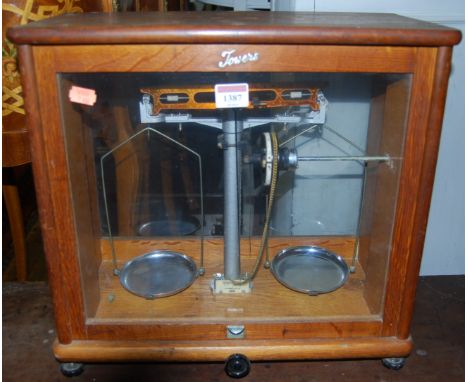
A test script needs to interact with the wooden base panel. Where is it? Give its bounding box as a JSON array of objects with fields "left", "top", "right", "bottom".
[
  {"left": 53, "top": 336, "right": 413, "bottom": 362},
  {"left": 93, "top": 237, "right": 373, "bottom": 323}
]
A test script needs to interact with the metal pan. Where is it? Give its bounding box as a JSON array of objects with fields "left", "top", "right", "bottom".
[
  {"left": 270, "top": 246, "right": 349, "bottom": 295},
  {"left": 120, "top": 250, "right": 198, "bottom": 299},
  {"left": 138, "top": 216, "right": 200, "bottom": 236}
]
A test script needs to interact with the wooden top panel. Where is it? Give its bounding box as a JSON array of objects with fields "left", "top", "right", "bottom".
[{"left": 8, "top": 12, "right": 461, "bottom": 46}]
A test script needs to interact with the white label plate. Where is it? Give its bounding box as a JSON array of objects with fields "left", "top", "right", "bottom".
[
  {"left": 215, "top": 83, "right": 249, "bottom": 109},
  {"left": 212, "top": 279, "right": 252, "bottom": 294}
]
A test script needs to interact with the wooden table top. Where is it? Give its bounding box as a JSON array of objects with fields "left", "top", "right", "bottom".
[{"left": 7, "top": 11, "right": 461, "bottom": 46}]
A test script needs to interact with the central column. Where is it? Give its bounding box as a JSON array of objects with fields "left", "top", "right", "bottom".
[{"left": 223, "top": 110, "right": 242, "bottom": 280}]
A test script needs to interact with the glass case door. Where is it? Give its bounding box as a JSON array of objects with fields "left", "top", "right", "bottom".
[{"left": 58, "top": 70, "right": 411, "bottom": 325}]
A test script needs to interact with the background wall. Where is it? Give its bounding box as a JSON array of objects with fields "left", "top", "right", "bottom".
[{"left": 285, "top": 0, "right": 465, "bottom": 275}]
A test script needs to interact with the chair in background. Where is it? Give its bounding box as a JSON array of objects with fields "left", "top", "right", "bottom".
[{"left": 2, "top": 0, "right": 110, "bottom": 280}]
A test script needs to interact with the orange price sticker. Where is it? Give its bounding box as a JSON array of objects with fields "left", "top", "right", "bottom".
[{"left": 68, "top": 85, "right": 97, "bottom": 106}]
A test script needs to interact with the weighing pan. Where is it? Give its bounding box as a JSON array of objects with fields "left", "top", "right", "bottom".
[
  {"left": 138, "top": 216, "right": 200, "bottom": 236},
  {"left": 270, "top": 246, "right": 349, "bottom": 295},
  {"left": 120, "top": 250, "right": 198, "bottom": 299}
]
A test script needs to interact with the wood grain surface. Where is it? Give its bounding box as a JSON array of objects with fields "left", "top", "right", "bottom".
[
  {"left": 7, "top": 12, "right": 461, "bottom": 46},
  {"left": 94, "top": 236, "right": 368, "bottom": 322},
  {"left": 32, "top": 44, "right": 418, "bottom": 73},
  {"left": 53, "top": 336, "right": 412, "bottom": 362},
  {"left": 30, "top": 45, "right": 87, "bottom": 343},
  {"left": 18, "top": 45, "right": 76, "bottom": 344},
  {"left": 378, "top": 47, "right": 457, "bottom": 339},
  {"left": 395, "top": 47, "right": 455, "bottom": 339}
]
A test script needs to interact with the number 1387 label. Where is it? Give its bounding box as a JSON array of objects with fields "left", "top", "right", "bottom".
[{"left": 215, "top": 83, "right": 249, "bottom": 109}]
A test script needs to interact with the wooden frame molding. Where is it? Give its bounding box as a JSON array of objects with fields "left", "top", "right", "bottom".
[{"left": 54, "top": 336, "right": 413, "bottom": 362}]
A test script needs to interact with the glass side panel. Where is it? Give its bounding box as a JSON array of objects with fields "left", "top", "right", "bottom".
[{"left": 59, "top": 72, "right": 411, "bottom": 323}]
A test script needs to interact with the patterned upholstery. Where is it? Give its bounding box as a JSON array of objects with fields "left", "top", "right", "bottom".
[
  {"left": 3, "top": 1, "right": 85, "bottom": 166},
  {"left": 3, "top": 1, "right": 84, "bottom": 116}
]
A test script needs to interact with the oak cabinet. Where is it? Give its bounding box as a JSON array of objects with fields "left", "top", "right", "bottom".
[{"left": 8, "top": 11, "right": 461, "bottom": 373}]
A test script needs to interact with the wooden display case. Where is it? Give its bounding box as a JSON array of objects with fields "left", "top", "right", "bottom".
[{"left": 8, "top": 11, "right": 461, "bottom": 376}]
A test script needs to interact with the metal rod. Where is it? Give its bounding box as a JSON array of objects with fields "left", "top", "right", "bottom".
[
  {"left": 100, "top": 156, "right": 119, "bottom": 274},
  {"left": 196, "top": 152, "right": 205, "bottom": 275},
  {"left": 323, "top": 125, "right": 366, "bottom": 154},
  {"left": 100, "top": 126, "right": 205, "bottom": 275},
  {"left": 298, "top": 155, "right": 390, "bottom": 162},
  {"left": 350, "top": 162, "right": 369, "bottom": 273},
  {"left": 279, "top": 124, "right": 318, "bottom": 147},
  {"left": 223, "top": 112, "right": 241, "bottom": 280}
]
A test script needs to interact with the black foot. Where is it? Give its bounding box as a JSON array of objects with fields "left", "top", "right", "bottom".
[
  {"left": 60, "top": 362, "right": 84, "bottom": 377},
  {"left": 382, "top": 357, "right": 406, "bottom": 370},
  {"left": 225, "top": 354, "right": 251, "bottom": 378}
]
